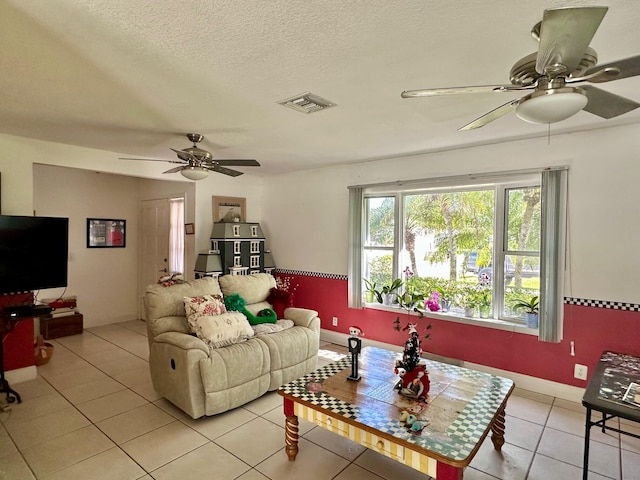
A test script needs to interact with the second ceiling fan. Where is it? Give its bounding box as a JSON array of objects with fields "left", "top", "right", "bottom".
[
  {"left": 120, "top": 133, "right": 260, "bottom": 180},
  {"left": 401, "top": 6, "right": 640, "bottom": 130}
]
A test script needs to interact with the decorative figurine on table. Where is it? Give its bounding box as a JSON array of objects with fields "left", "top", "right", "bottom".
[
  {"left": 394, "top": 323, "right": 430, "bottom": 399},
  {"left": 347, "top": 326, "right": 364, "bottom": 381}
]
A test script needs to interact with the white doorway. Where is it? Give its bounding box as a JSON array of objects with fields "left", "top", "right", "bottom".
[{"left": 139, "top": 197, "right": 185, "bottom": 318}]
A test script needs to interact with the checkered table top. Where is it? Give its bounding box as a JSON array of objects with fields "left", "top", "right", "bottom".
[{"left": 279, "top": 346, "right": 513, "bottom": 461}]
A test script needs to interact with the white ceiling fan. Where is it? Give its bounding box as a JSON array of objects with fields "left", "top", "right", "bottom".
[
  {"left": 401, "top": 6, "right": 640, "bottom": 130},
  {"left": 119, "top": 133, "right": 260, "bottom": 180}
]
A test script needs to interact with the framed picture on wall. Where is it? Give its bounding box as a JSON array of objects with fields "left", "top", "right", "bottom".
[
  {"left": 87, "top": 218, "right": 126, "bottom": 248},
  {"left": 212, "top": 196, "right": 246, "bottom": 223}
]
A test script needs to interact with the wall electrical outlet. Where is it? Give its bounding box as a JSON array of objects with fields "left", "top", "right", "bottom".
[
  {"left": 332, "top": 317, "right": 338, "bottom": 327},
  {"left": 574, "top": 364, "right": 588, "bottom": 380}
]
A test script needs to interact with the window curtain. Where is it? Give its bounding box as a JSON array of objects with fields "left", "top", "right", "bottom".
[
  {"left": 348, "top": 187, "right": 364, "bottom": 308},
  {"left": 538, "top": 169, "right": 568, "bottom": 342},
  {"left": 169, "top": 197, "right": 185, "bottom": 275}
]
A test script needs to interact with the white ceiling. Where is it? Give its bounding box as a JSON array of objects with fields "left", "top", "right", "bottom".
[{"left": 2, "top": 0, "right": 640, "bottom": 176}]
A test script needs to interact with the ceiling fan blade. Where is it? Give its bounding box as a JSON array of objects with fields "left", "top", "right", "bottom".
[
  {"left": 163, "top": 166, "right": 186, "bottom": 174},
  {"left": 170, "top": 148, "right": 196, "bottom": 162},
  {"left": 536, "top": 6, "right": 608, "bottom": 75},
  {"left": 119, "top": 157, "right": 184, "bottom": 164},
  {"left": 207, "top": 165, "right": 244, "bottom": 177},
  {"left": 581, "top": 85, "right": 640, "bottom": 119},
  {"left": 459, "top": 97, "right": 525, "bottom": 131},
  {"left": 583, "top": 55, "right": 640, "bottom": 83},
  {"left": 211, "top": 159, "right": 261, "bottom": 167},
  {"left": 401, "top": 84, "right": 533, "bottom": 98}
]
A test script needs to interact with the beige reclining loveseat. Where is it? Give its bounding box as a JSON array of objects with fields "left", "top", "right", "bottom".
[{"left": 144, "top": 273, "right": 320, "bottom": 419}]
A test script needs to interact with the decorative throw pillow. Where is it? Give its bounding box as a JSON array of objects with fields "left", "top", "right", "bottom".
[
  {"left": 183, "top": 294, "right": 227, "bottom": 332},
  {"left": 266, "top": 287, "right": 293, "bottom": 319},
  {"left": 191, "top": 311, "right": 254, "bottom": 349}
]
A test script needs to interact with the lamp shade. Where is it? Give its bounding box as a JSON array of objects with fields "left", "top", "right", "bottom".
[
  {"left": 516, "top": 88, "right": 588, "bottom": 124},
  {"left": 180, "top": 167, "right": 209, "bottom": 181},
  {"left": 195, "top": 253, "right": 223, "bottom": 273}
]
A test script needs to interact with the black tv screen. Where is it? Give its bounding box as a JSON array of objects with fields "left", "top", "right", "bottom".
[{"left": 0, "top": 215, "right": 69, "bottom": 294}]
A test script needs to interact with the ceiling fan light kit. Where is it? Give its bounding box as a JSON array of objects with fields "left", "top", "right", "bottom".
[
  {"left": 180, "top": 166, "right": 210, "bottom": 181},
  {"left": 515, "top": 88, "right": 588, "bottom": 124},
  {"left": 401, "top": 6, "right": 640, "bottom": 130}
]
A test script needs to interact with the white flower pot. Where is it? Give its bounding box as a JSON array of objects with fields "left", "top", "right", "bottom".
[
  {"left": 464, "top": 306, "right": 475, "bottom": 317},
  {"left": 382, "top": 293, "right": 395, "bottom": 306},
  {"left": 525, "top": 312, "right": 539, "bottom": 328}
]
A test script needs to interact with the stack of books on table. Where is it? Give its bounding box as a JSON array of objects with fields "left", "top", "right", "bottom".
[{"left": 40, "top": 296, "right": 83, "bottom": 339}]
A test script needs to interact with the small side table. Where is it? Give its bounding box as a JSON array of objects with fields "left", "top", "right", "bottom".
[{"left": 582, "top": 351, "right": 640, "bottom": 479}]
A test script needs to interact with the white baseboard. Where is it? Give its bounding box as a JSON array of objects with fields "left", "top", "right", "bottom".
[
  {"left": 4, "top": 365, "right": 37, "bottom": 385},
  {"left": 320, "top": 329, "right": 585, "bottom": 403}
]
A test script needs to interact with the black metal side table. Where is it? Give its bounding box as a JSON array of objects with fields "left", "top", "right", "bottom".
[{"left": 582, "top": 351, "right": 640, "bottom": 479}]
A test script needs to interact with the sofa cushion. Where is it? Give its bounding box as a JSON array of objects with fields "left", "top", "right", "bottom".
[
  {"left": 219, "top": 273, "right": 276, "bottom": 305},
  {"left": 145, "top": 277, "right": 224, "bottom": 338},
  {"left": 191, "top": 311, "right": 254, "bottom": 349}
]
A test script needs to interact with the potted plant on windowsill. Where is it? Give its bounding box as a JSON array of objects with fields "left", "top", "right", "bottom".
[
  {"left": 380, "top": 278, "right": 403, "bottom": 306},
  {"left": 363, "top": 278, "right": 379, "bottom": 303},
  {"left": 457, "top": 285, "right": 480, "bottom": 317},
  {"left": 478, "top": 289, "right": 491, "bottom": 319},
  {"left": 512, "top": 295, "right": 539, "bottom": 328},
  {"left": 434, "top": 282, "right": 457, "bottom": 312}
]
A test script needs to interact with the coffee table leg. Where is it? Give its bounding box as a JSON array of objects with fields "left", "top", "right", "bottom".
[
  {"left": 490, "top": 406, "right": 506, "bottom": 451},
  {"left": 283, "top": 398, "right": 299, "bottom": 461}
]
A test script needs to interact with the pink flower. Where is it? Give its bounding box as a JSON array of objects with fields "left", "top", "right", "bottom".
[{"left": 425, "top": 299, "right": 440, "bottom": 312}]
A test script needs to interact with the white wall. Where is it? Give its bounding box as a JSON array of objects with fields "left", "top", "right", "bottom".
[
  {"left": 261, "top": 123, "right": 640, "bottom": 304},
  {"left": 33, "top": 165, "right": 140, "bottom": 326}
]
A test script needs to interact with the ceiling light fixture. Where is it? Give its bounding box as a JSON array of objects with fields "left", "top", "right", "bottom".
[
  {"left": 515, "top": 87, "right": 588, "bottom": 124},
  {"left": 180, "top": 167, "right": 209, "bottom": 181}
]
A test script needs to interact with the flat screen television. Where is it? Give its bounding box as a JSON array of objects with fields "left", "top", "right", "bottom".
[{"left": 0, "top": 215, "right": 69, "bottom": 294}]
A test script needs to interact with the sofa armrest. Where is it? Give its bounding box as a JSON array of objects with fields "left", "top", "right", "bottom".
[
  {"left": 284, "top": 307, "right": 319, "bottom": 329},
  {"left": 153, "top": 331, "right": 209, "bottom": 355}
]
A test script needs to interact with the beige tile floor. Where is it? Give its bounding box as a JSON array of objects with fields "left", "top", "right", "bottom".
[{"left": 1, "top": 320, "right": 639, "bottom": 479}]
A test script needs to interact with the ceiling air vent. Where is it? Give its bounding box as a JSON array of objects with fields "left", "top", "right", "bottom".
[{"left": 277, "top": 92, "right": 337, "bottom": 114}]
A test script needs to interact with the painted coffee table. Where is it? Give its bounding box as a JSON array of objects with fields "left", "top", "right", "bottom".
[{"left": 277, "top": 346, "right": 514, "bottom": 480}]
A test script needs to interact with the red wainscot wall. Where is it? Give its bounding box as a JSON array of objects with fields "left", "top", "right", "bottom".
[
  {"left": 1, "top": 293, "right": 35, "bottom": 372},
  {"left": 278, "top": 271, "right": 640, "bottom": 388}
]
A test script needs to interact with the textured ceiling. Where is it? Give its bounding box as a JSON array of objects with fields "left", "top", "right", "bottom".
[{"left": 2, "top": 0, "right": 640, "bottom": 176}]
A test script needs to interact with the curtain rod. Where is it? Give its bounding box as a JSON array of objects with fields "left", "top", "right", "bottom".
[{"left": 347, "top": 166, "right": 569, "bottom": 190}]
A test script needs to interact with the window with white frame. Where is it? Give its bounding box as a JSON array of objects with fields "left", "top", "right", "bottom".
[
  {"left": 251, "top": 225, "right": 258, "bottom": 236},
  {"left": 250, "top": 255, "right": 260, "bottom": 268},
  {"left": 234, "top": 256, "right": 242, "bottom": 267},
  {"left": 234, "top": 241, "right": 241, "bottom": 254},
  {"left": 348, "top": 169, "right": 567, "bottom": 342},
  {"left": 250, "top": 241, "right": 260, "bottom": 254},
  {"left": 233, "top": 225, "right": 240, "bottom": 236}
]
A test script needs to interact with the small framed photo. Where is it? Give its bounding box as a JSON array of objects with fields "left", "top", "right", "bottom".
[
  {"left": 87, "top": 218, "right": 126, "bottom": 248},
  {"left": 185, "top": 223, "right": 195, "bottom": 235},
  {"left": 212, "top": 196, "right": 246, "bottom": 223}
]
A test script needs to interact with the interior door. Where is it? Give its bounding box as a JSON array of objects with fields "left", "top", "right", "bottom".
[{"left": 139, "top": 198, "right": 170, "bottom": 319}]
